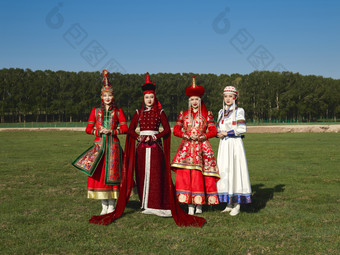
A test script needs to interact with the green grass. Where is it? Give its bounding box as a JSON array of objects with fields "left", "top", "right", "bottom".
[
  {"left": 0, "top": 131, "right": 339, "bottom": 254},
  {"left": 0, "top": 121, "right": 339, "bottom": 129}
]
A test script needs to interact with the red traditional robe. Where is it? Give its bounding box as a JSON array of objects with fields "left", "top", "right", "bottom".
[
  {"left": 72, "top": 107, "right": 128, "bottom": 199},
  {"left": 127, "top": 107, "right": 171, "bottom": 214},
  {"left": 171, "top": 110, "right": 220, "bottom": 205}
]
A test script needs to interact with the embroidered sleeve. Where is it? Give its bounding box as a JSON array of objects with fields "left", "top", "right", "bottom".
[
  {"left": 156, "top": 110, "right": 171, "bottom": 139},
  {"left": 235, "top": 108, "right": 247, "bottom": 136},
  {"left": 173, "top": 111, "right": 184, "bottom": 138},
  {"left": 127, "top": 110, "right": 140, "bottom": 140},
  {"left": 85, "top": 108, "right": 97, "bottom": 136},
  {"left": 207, "top": 111, "right": 215, "bottom": 127},
  {"left": 117, "top": 108, "right": 128, "bottom": 135},
  {"left": 205, "top": 111, "right": 217, "bottom": 139}
]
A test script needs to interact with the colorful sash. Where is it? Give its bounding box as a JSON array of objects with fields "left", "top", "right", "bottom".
[{"left": 72, "top": 140, "right": 104, "bottom": 177}]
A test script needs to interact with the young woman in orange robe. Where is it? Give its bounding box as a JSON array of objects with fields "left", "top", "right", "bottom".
[
  {"left": 72, "top": 70, "right": 128, "bottom": 215},
  {"left": 171, "top": 76, "right": 220, "bottom": 215}
]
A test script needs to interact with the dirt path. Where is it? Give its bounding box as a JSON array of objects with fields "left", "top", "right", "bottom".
[
  {"left": 0, "top": 125, "right": 339, "bottom": 133},
  {"left": 246, "top": 124, "right": 340, "bottom": 133}
]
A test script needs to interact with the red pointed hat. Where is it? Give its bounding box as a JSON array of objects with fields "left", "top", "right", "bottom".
[
  {"left": 142, "top": 72, "right": 156, "bottom": 92},
  {"left": 185, "top": 76, "right": 205, "bottom": 98},
  {"left": 101, "top": 69, "right": 114, "bottom": 94}
]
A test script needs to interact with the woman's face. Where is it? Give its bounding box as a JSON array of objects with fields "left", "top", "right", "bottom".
[
  {"left": 101, "top": 92, "right": 114, "bottom": 106},
  {"left": 189, "top": 96, "right": 201, "bottom": 109},
  {"left": 144, "top": 93, "right": 155, "bottom": 107},
  {"left": 223, "top": 93, "right": 235, "bottom": 106}
]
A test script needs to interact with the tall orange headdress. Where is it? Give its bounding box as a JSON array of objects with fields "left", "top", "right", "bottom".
[
  {"left": 100, "top": 69, "right": 116, "bottom": 111},
  {"left": 101, "top": 69, "right": 114, "bottom": 95}
]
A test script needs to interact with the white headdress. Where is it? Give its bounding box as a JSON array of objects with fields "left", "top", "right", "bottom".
[{"left": 223, "top": 86, "right": 238, "bottom": 126}]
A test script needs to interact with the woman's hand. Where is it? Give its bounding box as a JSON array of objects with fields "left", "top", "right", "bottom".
[
  {"left": 144, "top": 135, "right": 156, "bottom": 142},
  {"left": 198, "top": 135, "right": 206, "bottom": 142},
  {"left": 183, "top": 133, "right": 190, "bottom": 140},
  {"left": 217, "top": 131, "right": 228, "bottom": 138},
  {"left": 190, "top": 133, "right": 198, "bottom": 141},
  {"left": 100, "top": 128, "right": 112, "bottom": 135}
]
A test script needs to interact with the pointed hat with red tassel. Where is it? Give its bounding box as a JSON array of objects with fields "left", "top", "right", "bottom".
[{"left": 142, "top": 72, "right": 156, "bottom": 92}]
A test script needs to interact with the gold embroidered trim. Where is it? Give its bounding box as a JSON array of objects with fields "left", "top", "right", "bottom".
[
  {"left": 171, "top": 163, "right": 220, "bottom": 178},
  {"left": 87, "top": 190, "right": 119, "bottom": 199}
]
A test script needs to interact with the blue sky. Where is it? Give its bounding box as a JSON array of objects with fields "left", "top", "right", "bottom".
[{"left": 1, "top": 0, "right": 340, "bottom": 78}]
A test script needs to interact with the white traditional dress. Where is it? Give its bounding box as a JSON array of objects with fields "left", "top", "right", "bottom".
[{"left": 216, "top": 105, "right": 252, "bottom": 204}]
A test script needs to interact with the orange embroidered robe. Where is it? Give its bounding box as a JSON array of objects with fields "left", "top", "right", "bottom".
[
  {"left": 171, "top": 110, "right": 220, "bottom": 205},
  {"left": 72, "top": 107, "right": 128, "bottom": 199}
]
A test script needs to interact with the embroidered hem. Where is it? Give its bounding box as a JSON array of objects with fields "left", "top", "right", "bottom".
[
  {"left": 171, "top": 163, "right": 220, "bottom": 178},
  {"left": 87, "top": 190, "right": 119, "bottom": 200},
  {"left": 218, "top": 193, "right": 252, "bottom": 204},
  {"left": 176, "top": 191, "right": 219, "bottom": 205}
]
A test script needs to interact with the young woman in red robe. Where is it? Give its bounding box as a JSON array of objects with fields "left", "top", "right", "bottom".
[
  {"left": 72, "top": 69, "right": 128, "bottom": 215},
  {"left": 126, "top": 72, "right": 172, "bottom": 216},
  {"left": 88, "top": 73, "right": 206, "bottom": 227},
  {"left": 171, "top": 76, "right": 220, "bottom": 215}
]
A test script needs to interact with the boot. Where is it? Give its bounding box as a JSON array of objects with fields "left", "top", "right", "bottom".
[
  {"left": 100, "top": 199, "right": 109, "bottom": 215},
  {"left": 221, "top": 204, "right": 233, "bottom": 213},
  {"left": 188, "top": 204, "right": 195, "bottom": 215},
  {"left": 196, "top": 205, "right": 203, "bottom": 214},
  {"left": 230, "top": 203, "right": 240, "bottom": 216},
  {"left": 107, "top": 199, "right": 116, "bottom": 213}
]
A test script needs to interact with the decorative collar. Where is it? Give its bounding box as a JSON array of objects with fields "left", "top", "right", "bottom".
[
  {"left": 144, "top": 106, "right": 152, "bottom": 111},
  {"left": 225, "top": 104, "right": 237, "bottom": 111},
  {"left": 224, "top": 104, "right": 238, "bottom": 115}
]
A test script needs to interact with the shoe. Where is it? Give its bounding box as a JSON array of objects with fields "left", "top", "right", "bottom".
[
  {"left": 107, "top": 199, "right": 116, "bottom": 213},
  {"left": 188, "top": 204, "right": 195, "bottom": 215},
  {"left": 196, "top": 205, "right": 203, "bottom": 214},
  {"left": 230, "top": 203, "right": 240, "bottom": 216},
  {"left": 100, "top": 199, "right": 108, "bottom": 215},
  {"left": 221, "top": 204, "right": 233, "bottom": 213}
]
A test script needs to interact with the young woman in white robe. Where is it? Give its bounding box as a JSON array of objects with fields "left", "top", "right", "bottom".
[{"left": 216, "top": 86, "right": 252, "bottom": 216}]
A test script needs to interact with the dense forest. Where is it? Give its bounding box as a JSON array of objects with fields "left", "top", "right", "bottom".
[{"left": 0, "top": 68, "right": 339, "bottom": 123}]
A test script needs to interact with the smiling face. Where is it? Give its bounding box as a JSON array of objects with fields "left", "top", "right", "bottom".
[
  {"left": 144, "top": 93, "right": 155, "bottom": 107},
  {"left": 189, "top": 96, "right": 201, "bottom": 109},
  {"left": 223, "top": 93, "right": 236, "bottom": 106},
  {"left": 101, "top": 92, "right": 114, "bottom": 106}
]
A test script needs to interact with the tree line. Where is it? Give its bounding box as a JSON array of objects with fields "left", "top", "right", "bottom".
[{"left": 0, "top": 68, "right": 339, "bottom": 123}]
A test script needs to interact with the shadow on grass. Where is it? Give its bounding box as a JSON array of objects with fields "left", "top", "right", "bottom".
[
  {"left": 243, "top": 184, "right": 285, "bottom": 213},
  {"left": 208, "top": 184, "right": 285, "bottom": 213},
  {"left": 113, "top": 200, "right": 141, "bottom": 219},
  {"left": 126, "top": 200, "right": 141, "bottom": 210},
  {"left": 115, "top": 184, "right": 285, "bottom": 216}
]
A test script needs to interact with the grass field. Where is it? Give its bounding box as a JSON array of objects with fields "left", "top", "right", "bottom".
[
  {"left": 0, "top": 120, "right": 339, "bottom": 129},
  {"left": 1, "top": 131, "right": 339, "bottom": 254}
]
